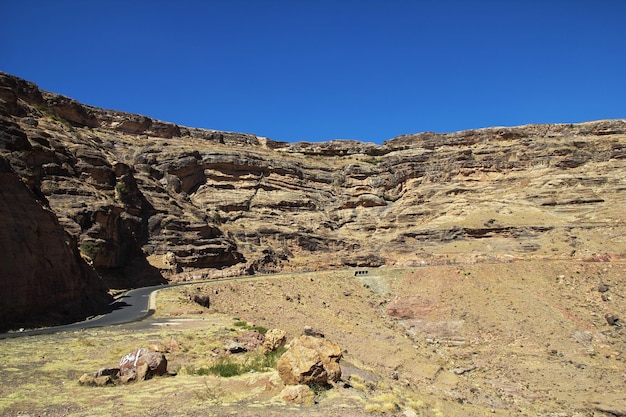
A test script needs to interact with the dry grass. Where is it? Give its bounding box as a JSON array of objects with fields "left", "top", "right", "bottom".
[{"left": 1, "top": 262, "right": 625, "bottom": 416}]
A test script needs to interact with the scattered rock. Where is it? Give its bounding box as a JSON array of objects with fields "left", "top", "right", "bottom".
[
  {"left": 190, "top": 293, "right": 210, "bottom": 308},
  {"left": 78, "top": 374, "right": 113, "bottom": 386},
  {"left": 303, "top": 326, "right": 325, "bottom": 338},
  {"left": 232, "top": 330, "right": 265, "bottom": 351},
  {"left": 94, "top": 367, "right": 120, "bottom": 378},
  {"left": 597, "top": 284, "right": 610, "bottom": 293},
  {"left": 279, "top": 384, "right": 315, "bottom": 405},
  {"left": 78, "top": 374, "right": 95, "bottom": 386},
  {"left": 119, "top": 348, "right": 168, "bottom": 381},
  {"left": 605, "top": 314, "right": 620, "bottom": 326},
  {"left": 451, "top": 366, "right": 477, "bottom": 375},
  {"left": 277, "top": 335, "right": 342, "bottom": 386},
  {"left": 262, "top": 328, "right": 287, "bottom": 353},
  {"left": 227, "top": 342, "right": 247, "bottom": 354}
]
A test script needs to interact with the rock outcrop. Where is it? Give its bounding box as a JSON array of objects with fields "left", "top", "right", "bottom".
[
  {"left": 0, "top": 155, "right": 111, "bottom": 331},
  {"left": 1, "top": 71, "right": 625, "bottom": 328}
]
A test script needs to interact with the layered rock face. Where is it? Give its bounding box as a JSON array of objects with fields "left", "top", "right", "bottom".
[
  {"left": 0, "top": 156, "right": 111, "bottom": 330},
  {"left": 1, "top": 71, "right": 625, "bottom": 309}
]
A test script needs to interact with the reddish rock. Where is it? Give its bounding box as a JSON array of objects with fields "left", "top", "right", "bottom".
[
  {"left": 386, "top": 296, "right": 436, "bottom": 319},
  {"left": 119, "top": 348, "right": 167, "bottom": 381},
  {"left": 0, "top": 156, "right": 111, "bottom": 331}
]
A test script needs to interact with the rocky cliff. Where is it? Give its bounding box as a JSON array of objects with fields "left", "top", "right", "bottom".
[
  {"left": 1, "top": 72, "right": 625, "bottom": 327},
  {"left": 0, "top": 155, "right": 112, "bottom": 330}
]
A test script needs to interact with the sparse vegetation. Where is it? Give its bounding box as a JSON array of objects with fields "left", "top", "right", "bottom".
[
  {"left": 193, "top": 380, "right": 224, "bottom": 403},
  {"left": 115, "top": 182, "right": 127, "bottom": 200},
  {"left": 186, "top": 347, "right": 286, "bottom": 378},
  {"left": 79, "top": 241, "right": 99, "bottom": 260},
  {"left": 2, "top": 264, "right": 625, "bottom": 416},
  {"left": 233, "top": 318, "right": 268, "bottom": 334},
  {"left": 362, "top": 156, "right": 381, "bottom": 165}
]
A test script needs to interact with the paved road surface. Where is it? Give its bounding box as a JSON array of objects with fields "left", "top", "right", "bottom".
[
  {"left": 0, "top": 284, "right": 166, "bottom": 339},
  {"left": 0, "top": 271, "right": 329, "bottom": 340}
]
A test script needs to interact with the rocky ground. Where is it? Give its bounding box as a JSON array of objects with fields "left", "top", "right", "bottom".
[
  {"left": 1, "top": 72, "right": 625, "bottom": 415},
  {"left": 2, "top": 262, "right": 624, "bottom": 416}
]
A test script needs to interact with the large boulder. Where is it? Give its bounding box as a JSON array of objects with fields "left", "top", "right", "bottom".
[
  {"left": 277, "top": 335, "right": 342, "bottom": 386},
  {"left": 119, "top": 348, "right": 168, "bottom": 382}
]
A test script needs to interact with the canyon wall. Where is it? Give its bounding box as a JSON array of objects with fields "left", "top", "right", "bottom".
[{"left": 1, "top": 71, "right": 625, "bottom": 327}]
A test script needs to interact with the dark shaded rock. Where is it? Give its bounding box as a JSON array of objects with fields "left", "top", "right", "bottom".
[
  {"left": 605, "top": 314, "right": 620, "bottom": 326},
  {"left": 191, "top": 293, "right": 210, "bottom": 308},
  {"left": 303, "top": 326, "right": 325, "bottom": 338},
  {"left": 0, "top": 156, "right": 111, "bottom": 332},
  {"left": 0, "top": 116, "right": 31, "bottom": 151},
  {"left": 94, "top": 367, "right": 120, "bottom": 378}
]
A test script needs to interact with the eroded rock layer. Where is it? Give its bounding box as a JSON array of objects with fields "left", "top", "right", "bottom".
[{"left": 1, "top": 72, "right": 625, "bottom": 326}]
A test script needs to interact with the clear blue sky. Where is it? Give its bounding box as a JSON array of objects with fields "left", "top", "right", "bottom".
[{"left": 2, "top": 0, "right": 625, "bottom": 144}]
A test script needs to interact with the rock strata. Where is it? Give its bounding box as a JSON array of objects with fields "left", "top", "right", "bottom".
[
  {"left": 1, "top": 71, "right": 625, "bottom": 328},
  {"left": 0, "top": 155, "right": 111, "bottom": 331}
]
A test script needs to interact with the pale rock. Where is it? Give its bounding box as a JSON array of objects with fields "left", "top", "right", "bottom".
[
  {"left": 277, "top": 335, "right": 342, "bottom": 386},
  {"left": 279, "top": 384, "right": 315, "bottom": 405},
  {"left": 262, "top": 328, "right": 287, "bottom": 353}
]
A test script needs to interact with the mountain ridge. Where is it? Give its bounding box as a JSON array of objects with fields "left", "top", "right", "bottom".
[{"left": 1, "top": 71, "right": 625, "bottom": 329}]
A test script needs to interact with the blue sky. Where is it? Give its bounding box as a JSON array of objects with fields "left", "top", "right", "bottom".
[{"left": 2, "top": 0, "right": 625, "bottom": 144}]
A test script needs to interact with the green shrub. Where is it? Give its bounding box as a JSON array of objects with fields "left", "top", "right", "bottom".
[
  {"left": 189, "top": 347, "right": 286, "bottom": 378},
  {"left": 80, "top": 241, "right": 99, "bottom": 260},
  {"left": 233, "top": 319, "right": 268, "bottom": 334},
  {"left": 115, "top": 182, "right": 127, "bottom": 200},
  {"left": 206, "top": 358, "right": 243, "bottom": 377}
]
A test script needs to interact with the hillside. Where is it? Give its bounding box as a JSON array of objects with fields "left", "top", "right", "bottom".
[{"left": 1, "top": 71, "right": 625, "bottom": 328}]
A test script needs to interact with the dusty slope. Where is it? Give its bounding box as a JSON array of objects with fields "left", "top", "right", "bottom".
[{"left": 1, "top": 262, "right": 624, "bottom": 416}]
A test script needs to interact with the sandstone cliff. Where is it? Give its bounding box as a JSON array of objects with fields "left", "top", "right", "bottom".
[
  {"left": 1, "top": 71, "right": 625, "bottom": 327},
  {"left": 0, "top": 156, "right": 111, "bottom": 331}
]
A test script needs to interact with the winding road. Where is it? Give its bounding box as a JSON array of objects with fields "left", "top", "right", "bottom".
[
  {"left": 0, "top": 284, "right": 168, "bottom": 339},
  {"left": 0, "top": 270, "right": 339, "bottom": 340},
  {"left": 0, "top": 272, "right": 297, "bottom": 340}
]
